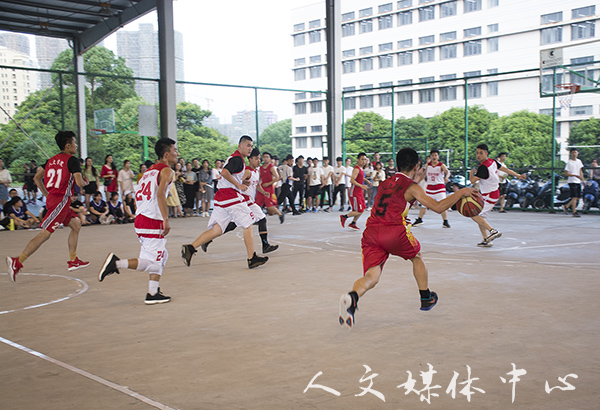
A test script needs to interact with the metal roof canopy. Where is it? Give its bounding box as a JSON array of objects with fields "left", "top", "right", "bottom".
[{"left": 0, "top": 0, "right": 179, "bottom": 156}]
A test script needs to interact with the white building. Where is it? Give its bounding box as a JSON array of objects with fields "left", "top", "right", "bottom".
[
  {"left": 290, "top": 0, "right": 599, "bottom": 161},
  {"left": 0, "top": 46, "right": 37, "bottom": 124}
]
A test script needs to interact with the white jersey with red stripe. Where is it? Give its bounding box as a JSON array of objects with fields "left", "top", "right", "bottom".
[
  {"left": 242, "top": 165, "right": 259, "bottom": 205},
  {"left": 135, "top": 163, "right": 171, "bottom": 222},
  {"left": 478, "top": 158, "right": 500, "bottom": 194},
  {"left": 425, "top": 162, "right": 446, "bottom": 195},
  {"left": 214, "top": 150, "right": 246, "bottom": 208}
]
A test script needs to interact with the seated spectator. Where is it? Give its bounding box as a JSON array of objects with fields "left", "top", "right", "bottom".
[
  {"left": 108, "top": 191, "right": 127, "bottom": 224},
  {"left": 70, "top": 195, "right": 91, "bottom": 226},
  {"left": 123, "top": 190, "right": 136, "bottom": 222},
  {"left": 88, "top": 191, "right": 113, "bottom": 224},
  {"left": 4, "top": 196, "right": 40, "bottom": 229}
]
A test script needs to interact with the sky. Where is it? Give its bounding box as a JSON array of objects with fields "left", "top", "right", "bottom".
[{"left": 103, "top": 0, "right": 321, "bottom": 122}]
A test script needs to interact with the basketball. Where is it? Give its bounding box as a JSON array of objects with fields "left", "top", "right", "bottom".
[{"left": 458, "top": 195, "right": 484, "bottom": 217}]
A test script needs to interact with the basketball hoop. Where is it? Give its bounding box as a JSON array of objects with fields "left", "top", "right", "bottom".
[
  {"left": 555, "top": 83, "right": 581, "bottom": 109},
  {"left": 90, "top": 129, "right": 106, "bottom": 139}
]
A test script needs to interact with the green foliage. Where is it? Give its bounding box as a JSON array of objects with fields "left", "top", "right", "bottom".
[
  {"left": 257, "top": 119, "right": 292, "bottom": 159},
  {"left": 568, "top": 117, "right": 600, "bottom": 165},
  {"left": 177, "top": 129, "right": 234, "bottom": 164},
  {"left": 395, "top": 115, "right": 429, "bottom": 156},
  {"left": 177, "top": 101, "right": 212, "bottom": 133},
  {"left": 344, "top": 112, "right": 392, "bottom": 158}
]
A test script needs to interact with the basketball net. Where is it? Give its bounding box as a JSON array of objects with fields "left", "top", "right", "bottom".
[{"left": 555, "top": 83, "right": 581, "bottom": 110}]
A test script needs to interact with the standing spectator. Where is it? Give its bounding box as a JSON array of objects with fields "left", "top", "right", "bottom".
[
  {"left": 588, "top": 158, "right": 600, "bottom": 183},
  {"left": 136, "top": 164, "right": 147, "bottom": 183},
  {"left": 182, "top": 162, "right": 198, "bottom": 217},
  {"left": 278, "top": 154, "right": 299, "bottom": 214},
  {"left": 198, "top": 160, "right": 213, "bottom": 217},
  {"left": 372, "top": 152, "right": 381, "bottom": 168},
  {"left": 307, "top": 158, "right": 323, "bottom": 212},
  {"left": 564, "top": 147, "right": 585, "bottom": 217},
  {"left": 23, "top": 161, "right": 35, "bottom": 203},
  {"left": 305, "top": 157, "right": 313, "bottom": 204},
  {"left": 89, "top": 191, "right": 111, "bottom": 224},
  {"left": 191, "top": 158, "right": 202, "bottom": 214},
  {"left": 292, "top": 155, "right": 307, "bottom": 212},
  {"left": 319, "top": 157, "right": 334, "bottom": 212},
  {"left": 363, "top": 158, "right": 374, "bottom": 209},
  {"left": 82, "top": 157, "right": 99, "bottom": 208},
  {"left": 332, "top": 157, "right": 347, "bottom": 212},
  {"left": 118, "top": 160, "right": 135, "bottom": 198},
  {"left": 496, "top": 152, "right": 509, "bottom": 213},
  {"left": 167, "top": 164, "right": 184, "bottom": 218},
  {"left": 0, "top": 158, "right": 12, "bottom": 208},
  {"left": 371, "top": 162, "right": 385, "bottom": 205},
  {"left": 101, "top": 155, "right": 118, "bottom": 200},
  {"left": 273, "top": 156, "right": 282, "bottom": 200},
  {"left": 384, "top": 158, "right": 398, "bottom": 179},
  {"left": 340, "top": 153, "right": 369, "bottom": 230},
  {"left": 212, "top": 159, "right": 222, "bottom": 194}
]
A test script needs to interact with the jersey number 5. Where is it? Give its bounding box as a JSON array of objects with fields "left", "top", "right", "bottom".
[{"left": 374, "top": 193, "right": 392, "bottom": 217}]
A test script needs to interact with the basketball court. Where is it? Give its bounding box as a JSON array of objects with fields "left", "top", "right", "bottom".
[{"left": 1, "top": 208, "right": 598, "bottom": 409}]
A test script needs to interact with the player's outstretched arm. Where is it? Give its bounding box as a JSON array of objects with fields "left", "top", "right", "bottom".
[
  {"left": 500, "top": 165, "right": 526, "bottom": 180},
  {"left": 407, "top": 183, "right": 478, "bottom": 214}
]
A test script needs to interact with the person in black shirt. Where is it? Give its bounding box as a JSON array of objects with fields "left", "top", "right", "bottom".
[{"left": 292, "top": 155, "right": 308, "bottom": 211}]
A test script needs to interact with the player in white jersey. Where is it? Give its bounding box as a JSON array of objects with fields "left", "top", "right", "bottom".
[
  {"left": 200, "top": 148, "right": 279, "bottom": 254},
  {"left": 181, "top": 136, "right": 269, "bottom": 269},
  {"left": 413, "top": 149, "right": 451, "bottom": 228},
  {"left": 98, "top": 138, "right": 177, "bottom": 304},
  {"left": 470, "top": 144, "right": 525, "bottom": 247}
]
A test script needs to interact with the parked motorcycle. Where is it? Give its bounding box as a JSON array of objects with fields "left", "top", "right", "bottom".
[
  {"left": 582, "top": 179, "right": 599, "bottom": 211},
  {"left": 519, "top": 173, "right": 541, "bottom": 209},
  {"left": 532, "top": 175, "right": 561, "bottom": 209}
]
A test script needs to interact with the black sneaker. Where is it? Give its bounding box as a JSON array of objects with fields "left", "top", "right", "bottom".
[
  {"left": 279, "top": 213, "right": 285, "bottom": 224},
  {"left": 573, "top": 212, "right": 581, "bottom": 218},
  {"left": 201, "top": 240, "right": 212, "bottom": 253},
  {"left": 248, "top": 252, "right": 268, "bottom": 269},
  {"left": 413, "top": 217, "right": 424, "bottom": 226},
  {"left": 293, "top": 210, "right": 301, "bottom": 215},
  {"left": 181, "top": 244, "right": 197, "bottom": 267},
  {"left": 145, "top": 288, "right": 171, "bottom": 305},
  {"left": 420, "top": 291, "right": 438, "bottom": 311},
  {"left": 485, "top": 228, "right": 502, "bottom": 242},
  {"left": 98, "top": 253, "right": 120, "bottom": 282},
  {"left": 442, "top": 220, "right": 451, "bottom": 228},
  {"left": 262, "top": 244, "right": 279, "bottom": 254},
  {"left": 477, "top": 240, "right": 492, "bottom": 247}
]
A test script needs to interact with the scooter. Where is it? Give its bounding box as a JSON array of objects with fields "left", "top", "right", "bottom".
[
  {"left": 519, "top": 173, "right": 541, "bottom": 209},
  {"left": 532, "top": 175, "right": 561, "bottom": 209},
  {"left": 582, "top": 179, "right": 599, "bottom": 211},
  {"left": 504, "top": 178, "right": 528, "bottom": 209}
]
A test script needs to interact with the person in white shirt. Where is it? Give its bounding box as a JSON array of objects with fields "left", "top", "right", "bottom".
[
  {"left": 118, "top": 160, "right": 135, "bottom": 198},
  {"left": 319, "top": 157, "right": 334, "bottom": 212},
  {"left": 307, "top": 159, "right": 323, "bottom": 212},
  {"left": 496, "top": 152, "right": 508, "bottom": 213},
  {"left": 564, "top": 148, "right": 585, "bottom": 217},
  {"left": 332, "top": 157, "right": 347, "bottom": 212}
]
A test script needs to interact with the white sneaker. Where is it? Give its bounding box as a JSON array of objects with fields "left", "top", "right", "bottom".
[{"left": 338, "top": 294, "right": 356, "bottom": 330}]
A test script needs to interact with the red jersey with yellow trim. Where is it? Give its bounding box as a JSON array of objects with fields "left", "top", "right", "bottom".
[
  {"left": 367, "top": 172, "right": 416, "bottom": 227},
  {"left": 349, "top": 166, "right": 365, "bottom": 198}
]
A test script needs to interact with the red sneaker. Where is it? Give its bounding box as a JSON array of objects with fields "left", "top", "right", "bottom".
[
  {"left": 348, "top": 222, "right": 360, "bottom": 230},
  {"left": 68, "top": 257, "right": 90, "bottom": 272},
  {"left": 6, "top": 256, "right": 22, "bottom": 282},
  {"left": 340, "top": 215, "right": 348, "bottom": 228}
]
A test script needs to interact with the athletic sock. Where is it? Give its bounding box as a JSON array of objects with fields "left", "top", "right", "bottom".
[
  {"left": 260, "top": 233, "right": 269, "bottom": 246},
  {"left": 148, "top": 280, "right": 159, "bottom": 296},
  {"left": 420, "top": 289, "right": 431, "bottom": 299},
  {"left": 18, "top": 253, "right": 29, "bottom": 264},
  {"left": 69, "top": 252, "right": 77, "bottom": 261},
  {"left": 349, "top": 291, "right": 359, "bottom": 305},
  {"left": 116, "top": 259, "right": 129, "bottom": 270}
]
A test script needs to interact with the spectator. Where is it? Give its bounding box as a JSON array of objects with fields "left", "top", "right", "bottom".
[
  {"left": 372, "top": 152, "right": 381, "bottom": 168},
  {"left": 212, "top": 159, "right": 222, "bottom": 194},
  {"left": 108, "top": 191, "right": 127, "bottom": 223},
  {"left": 191, "top": 158, "right": 201, "bottom": 214},
  {"left": 372, "top": 161, "right": 385, "bottom": 203},
  {"left": 278, "top": 154, "right": 299, "bottom": 214},
  {"left": 332, "top": 156, "right": 347, "bottom": 212},
  {"left": 182, "top": 162, "right": 198, "bottom": 217},
  {"left": 136, "top": 164, "right": 147, "bottom": 182},
  {"left": 23, "top": 161, "right": 38, "bottom": 203},
  {"left": 319, "top": 156, "right": 334, "bottom": 212},
  {"left": 564, "top": 147, "right": 584, "bottom": 217},
  {"left": 101, "top": 155, "right": 118, "bottom": 200},
  {"left": 273, "top": 155, "right": 282, "bottom": 199},
  {"left": 292, "top": 155, "right": 307, "bottom": 212},
  {"left": 167, "top": 164, "right": 184, "bottom": 218},
  {"left": 307, "top": 158, "right": 323, "bottom": 212},
  {"left": 589, "top": 158, "right": 600, "bottom": 183},
  {"left": 305, "top": 157, "right": 313, "bottom": 205},
  {"left": 89, "top": 191, "right": 112, "bottom": 224},
  {"left": 118, "top": 160, "right": 135, "bottom": 197},
  {"left": 0, "top": 158, "right": 12, "bottom": 207},
  {"left": 5, "top": 196, "right": 40, "bottom": 229},
  {"left": 82, "top": 157, "right": 99, "bottom": 208},
  {"left": 123, "top": 190, "right": 136, "bottom": 222},
  {"left": 385, "top": 158, "right": 398, "bottom": 179},
  {"left": 70, "top": 194, "right": 91, "bottom": 226},
  {"left": 198, "top": 159, "right": 213, "bottom": 217}
]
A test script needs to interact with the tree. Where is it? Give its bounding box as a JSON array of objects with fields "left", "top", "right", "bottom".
[
  {"left": 395, "top": 115, "right": 429, "bottom": 155},
  {"left": 343, "top": 112, "right": 392, "bottom": 158},
  {"left": 257, "top": 119, "right": 292, "bottom": 159},
  {"left": 177, "top": 101, "right": 212, "bottom": 133},
  {"left": 568, "top": 117, "right": 600, "bottom": 165}
]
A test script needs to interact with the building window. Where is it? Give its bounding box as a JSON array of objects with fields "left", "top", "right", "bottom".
[
  {"left": 311, "top": 125, "right": 323, "bottom": 133},
  {"left": 488, "top": 37, "right": 499, "bottom": 52},
  {"left": 379, "top": 55, "right": 394, "bottom": 68},
  {"left": 540, "top": 108, "right": 560, "bottom": 117},
  {"left": 295, "top": 103, "right": 307, "bottom": 114},
  {"left": 487, "top": 82, "right": 498, "bottom": 96},
  {"left": 541, "top": 27, "right": 562, "bottom": 45},
  {"left": 379, "top": 42, "right": 393, "bottom": 52},
  {"left": 310, "top": 66, "right": 322, "bottom": 78},
  {"left": 360, "top": 46, "right": 373, "bottom": 55},
  {"left": 360, "top": 7, "right": 374, "bottom": 17},
  {"left": 466, "top": 83, "right": 482, "bottom": 98},
  {"left": 398, "top": 11, "right": 413, "bottom": 25},
  {"left": 419, "top": 6, "right": 435, "bottom": 21},
  {"left": 294, "top": 58, "right": 305, "bottom": 67},
  {"left": 344, "top": 96, "right": 357, "bottom": 110},
  {"left": 571, "top": 22, "right": 595, "bottom": 40},
  {"left": 360, "top": 58, "right": 374, "bottom": 71},
  {"left": 296, "top": 126, "right": 307, "bottom": 133},
  {"left": 398, "top": 0, "right": 413, "bottom": 8},
  {"left": 311, "top": 136, "right": 322, "bottom": 148},
  {"left": 464, "top": 0, "right": 482, "bottom": 13},
  {"left": 419, "top": 35, "right": 435, "bottom": 45},
  {"left": 379, "top": 3, "right": 393, "bottom": 13},
  {"left": 296, "top": 137, "right": 307, "bottom": 148},
  {"left": 488, "top": 23, "right": 499, "bottom": 33},
  {"left": 293, "top": 34, "right": 305, "bottom": 46},
  {"left": 420, "top": 76, "right": 434, "bottom": 83},
  {"left": 419, "top": 89, "right": 435, "bottom": 103},
  {"left": 360, "top": 19, "right": 374, "bottom": 33},
  {"left": 342, "top": 23, "right": 356, "bottom": 37},
  {"left": 464, "top": 27, "right": 481, "bottom": 37},
  {"left": 295, "top": 92, "right": 306, "bottom": 100},
  {"left": 419, "top": 48, "right": 435, "bottom": 63},
  {"left": 342, "top": 11, "right": 355, "bottom": 21},
  {"left": 398, "top": 39, "right": 413, "bottom": 48},
  {"left": 440, "top": 44, "right": 457, "bottom": 59},
  {"left": 343, "top": 49, "right": 356, "bottom": 58},
  {"left": 311, "top": 92, "right": 322, "bottom": 98},
  {"left": 294, "top": 69, "right": 306, "bottom": 81},
  {"left": 398, "top": 51, "right": 413, "bottom": 65},
  {"left": 441, "top": 1, "right": 457, "bottom": 17},
  {"left": 379, "top": 93, "right": 392, "bottom": 107},
  {"left": 310, "top": 101, "right": 323, "bottom": 113},
  {"left": 309, "top": 30, "right": 321, "bottom": 43},
  {"left": 343, "top": 61, "right": 356, "bottom": 74},
  {"left": 379, "top": 15, "right": 394, "bottom": 30},
  {"left": 397, "top": 90, "right": 413, "bottom": 105},
  {"left": 440, "top": 86, "right": 457, "bottom": 101},
  {"left": 570, "top": 105, "right": 593, "bottom": 116},
  {"left": 310, "top": 55, "right": 321, "bottom": 63},
  {"left": 440, "top": 31, "right": 457, "bottom": 41},
  {"left": 294, "top": 23, "right": 305, "bottom": 32},
  {"left": 309, "top": 19, "right": 320, "bottom": 28},
  {"left": 541, "top": 12, "right": 562, "bottom": 24},
  {"left": 464, "top": 41, "right": 482, "bottom": 56},
  {"left": 360, "top": 95, "right": 374, "bottom": 108},
  {"left": 572, "top": 6, "right": 595, "bottom": 19},
  {"left": 489, "top": 0, "right": 499, "bottom": 7}
]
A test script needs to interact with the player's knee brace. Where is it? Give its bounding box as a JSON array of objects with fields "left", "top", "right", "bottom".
[
  {"left": 137, "top": 258, "right": 163, "bottom": 276},
  {"left": 258, "top": 217, "right": 267, "bottom": 232}
]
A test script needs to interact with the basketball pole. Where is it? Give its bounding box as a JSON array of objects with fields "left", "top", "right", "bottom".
[{"left": 550, "top": 66, "right": 557, "bottom": 212}]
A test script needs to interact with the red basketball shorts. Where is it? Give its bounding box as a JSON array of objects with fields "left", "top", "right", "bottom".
[
  {"left": 41, "top": 194, "right": 77, "bottom": 233},
  {"left": 361, "top": 224, "right": 421, "bottom": 274},
  {"left": 255, "top": 190, "right": 277, "bottom": 208},
  {"left": 349, "top": 195, "right": 366, "bottom": 213}
]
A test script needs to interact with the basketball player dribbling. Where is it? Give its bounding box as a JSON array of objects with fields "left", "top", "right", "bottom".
[{"left": 339, "top": 148, "right": 479, "bottom": 330}]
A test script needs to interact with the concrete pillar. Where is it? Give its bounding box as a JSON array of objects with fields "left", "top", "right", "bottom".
[
  {"left": 326, "top": 0, "right": 342, "bottom": 160},
  {"left": 157, "top": 0, "right": 178, "bottom": 142},
  {"left": 74, "top": 51, "right": 87, "bottom": 158}
]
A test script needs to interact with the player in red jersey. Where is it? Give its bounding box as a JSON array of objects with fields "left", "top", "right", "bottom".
[
  {"left": 255, "top": 152, "right": 284, "bottom": 223},
  {"left": 340, "top": 153, "right": 370, "bottom": 230},
  {"left": 6, "top": 131, "right": 89, "bottom": 282},
  {"left": 98, "top": 138, "right": 177, "bottom": 304},
  {"left": 339, "top": 148, "right": 478, "bottom": 329}
]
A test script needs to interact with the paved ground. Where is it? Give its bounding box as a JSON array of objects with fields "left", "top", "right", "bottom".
[{"left": 1, "top": 208, "right": 598, "bottom": 410}]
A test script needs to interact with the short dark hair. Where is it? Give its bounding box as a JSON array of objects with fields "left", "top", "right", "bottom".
[
  {"left": 249, "top": 148, "right": 261, "bottom": 158},
  {"left": 285, "top": 154, "right": 294, "bottom": 161},
  {"left": 357, "top": 152, "right": 367, "bottom": 160},
  {"left": 323, "top": 156, "right": 329, "bottom": 161},
  {"left": 239, "top": 135, "right": 253, "bottom": 144},
  {"left": 396, "top": 148, "right": 419, "bottom": 172},
  {"left": 272, "top": 155, "right": 279, "bottom": 161},
  {"left": 498, "top": 152, "right": 508, "bottom": 157},
  {"left": 93, "top": 191, "right": 102, "bottom": 197},
  {"left": 430, "top": 149, "right": 440, "bottom": 155},
  {"left": 336, "top": 156, "right": 343, "bottom": 162},
  {"left": 476, "top": 143, "right": 489, "bottom": 153},
  {"left": 110, "top": 192, "right": 119, "bottom": 200},
  {"left": 262, "top": 152, "right": 272, "bottom": 159},
  {"left": 55, "top": 131, "right": 76, "bottom": 150},
  {"left": 570, "top": 147, "right": 579, "bottom": 153},
  {"left": 9, "top": 188, "right": 17, "bottom": 195},
  {"left": 155, "top": 138, "right": 176, "bottom": 159},
  {"left": 296, "top": 155, "right": 304, "bottom": 161}
]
